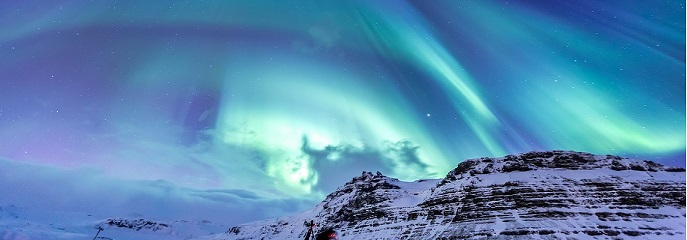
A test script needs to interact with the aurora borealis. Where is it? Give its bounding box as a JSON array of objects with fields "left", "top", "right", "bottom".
[{"left": 0, "top": 1, "right": 684, "bottom": 224}]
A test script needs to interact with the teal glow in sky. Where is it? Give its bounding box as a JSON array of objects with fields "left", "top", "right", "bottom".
[{"left": 0, "top": 0, "right": 684, "bottom": 225}]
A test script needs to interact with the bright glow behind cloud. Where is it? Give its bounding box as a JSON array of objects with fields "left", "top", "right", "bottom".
[{"left": 216, "top": 53, "right": 448, "bottom": 193}]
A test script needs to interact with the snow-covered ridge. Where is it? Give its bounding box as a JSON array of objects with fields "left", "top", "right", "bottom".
[
  {"left": 441, "top": 150, "right": 683, "bottom": 186},
  {"left": 202, "top": 150, "right": 686, "bottom": 240}
]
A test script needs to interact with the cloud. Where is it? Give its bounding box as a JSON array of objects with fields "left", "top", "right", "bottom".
[
  {"left": 0, "top": 157, "right": 316, "bottom": 226},
  {"left": 0, "top": 125, "right": 437, "bottom": 229},
  {"left": 302, "top": 136, "right": 434, "bottom": 192},
  {"left": 191, "top": 189, "right": 261, "bottom": 201},
  {"left": 381, "top": 140, "right": 433, "bottom": 179},
  {"left": 0, "top": 113, "right": 439, "bottom": 227}
]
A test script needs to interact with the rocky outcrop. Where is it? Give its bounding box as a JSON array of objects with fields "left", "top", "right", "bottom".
[
  {"left": 205, "top": 151, "right": 686, "bottom": 240},
  {"left": 321, "top": 171, "right": 399, "bottom": 224},
  {"left": 102, "top": 218, "right": 171, "bottom": 231}
]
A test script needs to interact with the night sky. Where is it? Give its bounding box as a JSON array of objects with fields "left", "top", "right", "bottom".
[{"left": 0, "top": 1, "right": 684, "bottom": 225}]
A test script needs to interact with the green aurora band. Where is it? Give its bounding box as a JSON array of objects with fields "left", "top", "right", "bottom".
[{"left": 0, "top": 1, "right": 683, "bottom": 198}]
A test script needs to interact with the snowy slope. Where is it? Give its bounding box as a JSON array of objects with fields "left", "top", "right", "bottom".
[
  {"left": 200, "top": 150, "right": 686, "bottom": 239},
  {"left": 0, "top": 209, "right": 228, "bottom": 240}
]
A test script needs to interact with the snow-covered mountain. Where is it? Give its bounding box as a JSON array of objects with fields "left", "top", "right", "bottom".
[
  {"left": 0, "top": 210, "right": 227, "bottom": 240},
  {"left": 199, "top": 150, "right": 686, "bottom": 239}
]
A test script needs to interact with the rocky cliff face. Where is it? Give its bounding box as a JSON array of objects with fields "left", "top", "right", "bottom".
[{"left": 200, "top": 151, "right": 686, "bottom": 240}]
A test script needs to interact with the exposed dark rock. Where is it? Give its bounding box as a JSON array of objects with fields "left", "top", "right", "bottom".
[{"left": 104, "top": 218, "right": 170, "bottom": 231}]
